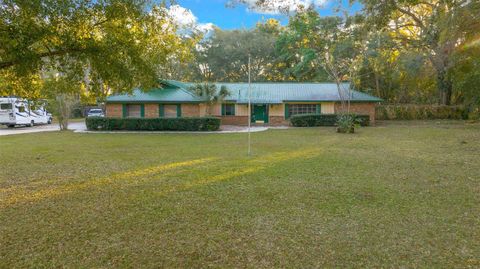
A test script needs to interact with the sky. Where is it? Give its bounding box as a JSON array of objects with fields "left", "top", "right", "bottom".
[{"left": 169, "top": 0, "right": 363, "bottom": 30}]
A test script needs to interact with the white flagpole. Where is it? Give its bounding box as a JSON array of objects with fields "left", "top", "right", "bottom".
[{"left": 248, "top": 55, "right": 252, "bottom": 156}]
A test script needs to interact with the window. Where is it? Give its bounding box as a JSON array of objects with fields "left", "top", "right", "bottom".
[
  {"left": 164, "top": 105, "right": 178, "bottom": 118},
  {"left": 222, "top": 104, "right": 235, "bottom": 116},
  {"left": 126, "top": 104, "right": 141, "bottom": 118},
  {"left": 288, "top": 104, "right": 317, "bottom": 116},
  {"left": 16, "top": 106, "right": 26, "bottom": 113},
  {"left": 0, "top": 103, "right": 12, "bottom": 110}
]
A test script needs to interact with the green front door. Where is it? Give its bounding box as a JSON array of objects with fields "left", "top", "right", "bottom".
[{"left": 252, "top": 104, "right": 268, "bottom": 123}]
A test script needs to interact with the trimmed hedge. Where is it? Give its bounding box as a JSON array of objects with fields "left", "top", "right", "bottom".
[
  {"left": 375, "top": 105, "right": 477, "bottom": 120},
  {"left": 290, "top": 114, "right": 370, "bottom": 127},
  {"left": 86, "top": 117, "right": 221, "bottom": 131}
]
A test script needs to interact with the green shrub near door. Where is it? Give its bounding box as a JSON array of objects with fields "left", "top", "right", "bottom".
[{"left": 86, "top": 117, "right": 221, "bottom": 131}]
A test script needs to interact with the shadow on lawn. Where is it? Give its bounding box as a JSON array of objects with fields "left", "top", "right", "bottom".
[
  {"left": 0, "top": 158, "right": 214, "bottom": 208},
  {"left": 155, "top": 149, "right": 321, "bottom": 197},
  {"left": 1, "top": 148, "right": 321, "bottom": 209}
]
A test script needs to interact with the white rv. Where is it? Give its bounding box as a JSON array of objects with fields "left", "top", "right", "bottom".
[{"left": 0, "top": 97, "right": 52, "bottom": 128}]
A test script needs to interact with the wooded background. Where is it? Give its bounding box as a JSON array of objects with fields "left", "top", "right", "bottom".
[{"left": 1, "top": 0, "right": 479, "bottom": 116}]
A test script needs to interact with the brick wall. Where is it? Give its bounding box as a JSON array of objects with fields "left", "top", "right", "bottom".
[
  {"left": 221, "top": 116, "right": 289, "bottom": 126},
  {"left": 210, "top": 104, "right": 221, "bottom": 116},
  {"left": 199, "top": 104, "right": 207, "bottom": 117},
  {"left": 269, "top": 116, "right": 289, "bottom": 126},
  {"left": 145, "top": 104, "right": 159, "bottom": 118},
  {"left": 335, "top": 102, "right": 376, "bottom": 125},
  {"left": 220, "top": 116, "right": 249, "bottom": 125},
  {"left": 105, "top": 102, "right": 378, "bottom": 126},
  {"left": 106, "top": 104, "right": 122, "bottom": 117},
  {"left": 198, "top": 104, "right": 221, "bottom": 116},
  {"left": 182, "top": 104, "right": 200, "bottom": 117}
]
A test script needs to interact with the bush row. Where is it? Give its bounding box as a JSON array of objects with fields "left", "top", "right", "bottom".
[
  {"left": 290, "top": 114, "right": 370, "bottom": 127},
  {"left": 376, "top": 105, "right": 480, "bottom": 120},
  {"left": 86, "top": 117, "right": 221, "bottom": 131}
]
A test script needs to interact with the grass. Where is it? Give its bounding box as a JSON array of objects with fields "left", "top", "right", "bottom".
[
  {"left": 1, "top": 121, "right": 479, "bottom": 267},
  {"left": 68, "top": 117, "right": 87, "bottom": 122}
]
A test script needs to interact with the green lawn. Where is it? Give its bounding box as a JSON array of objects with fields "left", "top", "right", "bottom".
[{"left": 1, "top": 121, "right": 479, "bottom": 267}]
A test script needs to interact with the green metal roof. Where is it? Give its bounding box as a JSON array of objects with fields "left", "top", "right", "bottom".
[
  {"left": 107, "top": 81, "right": 203, "bottom": 103},
  {"left": 107, "top": 80, "right": 383, "bottom": 103},
  {"left": 215, "top": 82, "right": 382, "bottom": 103}
]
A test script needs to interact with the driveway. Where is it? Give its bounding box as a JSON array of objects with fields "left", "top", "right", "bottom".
[{"left": 0, "top": 121, "right": 86, "bottom": 136}]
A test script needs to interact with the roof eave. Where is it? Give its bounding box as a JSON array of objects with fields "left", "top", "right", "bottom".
[
  {"left": 284, "top": 99, "right": 382, "bottom": 103},
  {"left": 106, "top": 99, "right": 383, "bottom": 104},
  {"left": 106, "top": 100, "right": 203, "bottom": 104}
]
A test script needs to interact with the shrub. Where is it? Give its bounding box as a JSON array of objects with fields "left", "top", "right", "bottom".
[
  {"left": 375, "top": 105, "right": 474, "bottom": 120},
  {"left": 86, "top": 117, "right": 221, "bottom": 131},
  {"left": 468, "top": 110, "right": 480, "bottom": 121},
  {"left": 336, "top": 114, "right": 356, "bottom": 133},
  {"left": 376, "top": 105, "right": 390, "bottom": 120},
  {"left": 290, "top": 114, "right": 370, "bottom": 127}
]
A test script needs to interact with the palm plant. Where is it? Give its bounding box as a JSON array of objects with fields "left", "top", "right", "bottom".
[{"left": 189, "top": 83, "right": 230, "bottom": 115}]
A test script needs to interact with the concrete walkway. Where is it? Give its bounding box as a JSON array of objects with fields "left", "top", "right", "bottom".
[{"left": 0, "top": 122, "right": 86, "bottom": 136}]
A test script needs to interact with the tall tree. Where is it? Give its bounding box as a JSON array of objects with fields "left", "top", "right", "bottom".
[
  {"left": 359, "top": 0, "right": 480, "bottom": 105},
  {"left": 355, "top": 31, "right": 438, "bottom": 104},
  {"left": 188, "top": 20, "right": 280, "bottom": 82},
  {"left": 357, "top": 32, "right": 399, "bottom": 100},
  {"left": 319, "top": 22, "right": 360, "bottom": 112},
  {"left": 450, "top": 35, "right": 480, "bottom": 108},
  {"left": 0, "top": 0, "right": 194, "bottom": 98},
  {"left": 274, "top": 8, "right": 330, "bottom": 81}
]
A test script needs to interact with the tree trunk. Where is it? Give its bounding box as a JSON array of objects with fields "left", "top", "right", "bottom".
[
  {"left": 56, "top": 93, "right": 76, "bottom": 131},
  {"left": 56, "top": 95, "right": 70, "bottom": 131},
  {"left": 431, "top": 43, "right": 454, "bottom": 105},
  {"left": 335, "top": 80, "right": 346, "bottom": 113},
  {"left": 436, "top": 68, "right": 453, "bottom": 105},
  {"left": 374, "top": 71, "right": 381, "bottom": 98}
]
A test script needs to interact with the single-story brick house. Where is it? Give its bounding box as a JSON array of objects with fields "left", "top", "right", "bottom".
[{"left": 105, "top": 80, "right": 382, "bottom": 125}]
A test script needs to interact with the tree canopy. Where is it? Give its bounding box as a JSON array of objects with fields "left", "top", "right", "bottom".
[
  {"left": 0, "top": 0, "right": 196, "bottom": 99},
  {"left": 185, "top": 19, "right": 280, "bottom": 82},
  {"left": 1, "top": 0, "right": 479, "bottom": 108},
  {"left": 180, "top": 1, "right": 479, "bottom": 106},
  {"left": 359, "top": 0, "right": 480, "bottom": 104}
]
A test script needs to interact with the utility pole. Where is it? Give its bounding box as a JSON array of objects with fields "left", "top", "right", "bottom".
[{"left": 248, "top": 55, "right": 252, "bottom": 156}]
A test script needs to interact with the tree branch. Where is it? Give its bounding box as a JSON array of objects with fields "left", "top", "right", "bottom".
[
  {"left": 392, "top": 1, "right": 426, "bottom": 29},
  {"left": 0, "top": 47, "right": 84, "bottom": 70}
]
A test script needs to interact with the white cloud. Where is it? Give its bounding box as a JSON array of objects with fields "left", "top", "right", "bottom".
[
  {"left": 167, "top": 5, "right": 197, "bottom": 27},
  {"left": 196, "top": 23, "right": 215, "bottom": 33},
  {"left": 241, "top": 0, "right": 329, "bottom": 14},
  {"left": 166, "top": 5, "right": 215, "bottom": 35}
]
